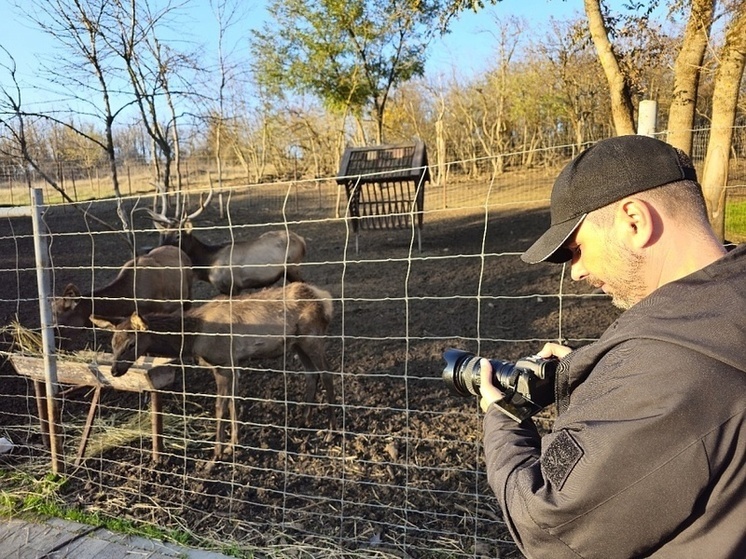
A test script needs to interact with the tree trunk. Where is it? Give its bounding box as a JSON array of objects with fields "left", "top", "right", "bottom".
[
  {"left": 375, "top": 103, "right": 385, "bottom": 145},
  {"left": 584, "top": 0, "right": 635, "bottom": 136},
  {"left": 435, "top": 98, "right": 446, "bottom": 186},
  {"left": 700, "top": 3, "right": 746, "bottom": 242},
  {"left": 667, "top": 0, "right": 714, "bottom": 153}
]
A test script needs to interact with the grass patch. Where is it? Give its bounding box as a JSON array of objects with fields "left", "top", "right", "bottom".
[
  {"left": 0, "top": 471, "right": 66, "bottom": 518},
  {"left": 0, "top": 469, "right": 212, "bottom": 553},
  {"left": 726, "top": 199, "right": 746, "bottom": 242}
]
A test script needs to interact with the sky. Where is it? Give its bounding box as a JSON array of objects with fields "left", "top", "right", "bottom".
[
  {"left": 0, "top": 0, "right": 609, "bottom": 114},
  {"left": 423, "top": 0, "right": 588, "bottom": 76}
]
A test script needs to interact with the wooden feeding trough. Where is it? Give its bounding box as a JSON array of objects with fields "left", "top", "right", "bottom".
[
  {"left": 9, "top": 353, "right": 177, "bottom": 466},
  {"left": 336, "top": 140, "right": 430, "bottom": 252}
]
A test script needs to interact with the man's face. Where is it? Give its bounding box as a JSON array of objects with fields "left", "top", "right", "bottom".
[{"left": 566, "top": 216, "right": 648, "bottom": 310}]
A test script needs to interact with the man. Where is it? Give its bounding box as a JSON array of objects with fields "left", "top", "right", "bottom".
[{"left": 478, "top": 135, "right": 746, "bottom": 558}]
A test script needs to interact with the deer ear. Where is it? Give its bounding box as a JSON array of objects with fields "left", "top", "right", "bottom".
[
  {"left": 90, "top": 315, "right": 116, "bottom": 330},
  {"left": 63, "top": 283, "right": 81, "bottom": 298},
  {"left": 130, "top": 312, "right": 148, "bottom": 331}
]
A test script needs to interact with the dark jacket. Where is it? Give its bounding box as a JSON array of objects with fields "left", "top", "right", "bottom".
[{"left": 483, "top": 244, "right": 746, "bottom": 559}]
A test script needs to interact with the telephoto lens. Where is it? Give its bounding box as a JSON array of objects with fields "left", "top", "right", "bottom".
[
  {"left": 441, "top": 348, "right": 517, "bottom": 398},
  {"left": 442, "top": 348, "right": 558, "bottom": 422}
]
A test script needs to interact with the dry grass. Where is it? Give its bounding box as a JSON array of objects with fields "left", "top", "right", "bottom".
[{"left": 0, "top": 317, "right": 44, "bottom": 355}]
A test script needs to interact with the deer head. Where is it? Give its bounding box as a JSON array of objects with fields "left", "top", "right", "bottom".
[
  {"left": 146, "top": 182, "right": 214, "bottom": 250},
  {"left": 91, "top": 312, "right": 150, "bottom": 377}
]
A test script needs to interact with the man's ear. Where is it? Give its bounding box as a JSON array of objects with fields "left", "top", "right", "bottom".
[{"left": 615, "top": 197, "right": 656, "bottom": 249}]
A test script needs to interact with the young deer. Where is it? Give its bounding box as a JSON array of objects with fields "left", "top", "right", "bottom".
[{"left": 92, "top": 282, "right": 335, "bottom": 460}]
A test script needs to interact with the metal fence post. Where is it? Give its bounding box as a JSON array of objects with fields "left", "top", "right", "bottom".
[{"left": 30, "top": 187, "right": 63, "bottom": 473}]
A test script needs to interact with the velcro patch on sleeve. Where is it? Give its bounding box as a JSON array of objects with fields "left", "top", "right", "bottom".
[{"left": 541, "top": 430, "right": 583, "bottom": 491}]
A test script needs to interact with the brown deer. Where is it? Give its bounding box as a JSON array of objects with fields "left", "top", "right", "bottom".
[
  {"left": 91, "top": 282, "right": 336, "bottom": 460},
  {"left": 147, "top": 209, "right": 306, "bottom": 295},
  {"left": 53, "top": 245, "right": 194, "bottom": 332}
]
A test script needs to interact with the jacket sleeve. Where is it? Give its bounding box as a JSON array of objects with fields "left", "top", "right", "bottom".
[
  {"left": 483, "top": 408, "right": 586, "bottom": 558},
  {"left": 482, "top": 342, "right": 712, "bottom": 559}
]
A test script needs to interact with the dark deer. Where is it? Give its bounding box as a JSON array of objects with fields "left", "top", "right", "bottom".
[
  {"left": 147, "top": 203, "right": 306, "bottom": 295},
  {"left": 53, "top": 245, "right": 194, "bottom": 331},
  {"left": 91, "top": 282, "right": 335, "bottom": 460}
]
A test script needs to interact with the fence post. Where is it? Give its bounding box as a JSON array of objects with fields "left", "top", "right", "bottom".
[
  {"left": 127, "top": 165, "right": 132, "bottom": 196},
  {"left": 637, "top": 100, "right": 658, "bottom": 137},
  {"left": 30, "top": 188, "right": 63, "bottom": 473}
]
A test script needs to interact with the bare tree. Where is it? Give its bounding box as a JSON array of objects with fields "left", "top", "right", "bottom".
[
  {"left": 531, "top": 17, "right": 610, "bottom": 152},
  {"left": 0, "top": 46, "right": 113, "bottom": 231},
  {"left": 667, "top": 0, "right": 715, "bottom": 153},
  {"left": 0, "top": 48, "right": 71, "bottom": 200},
  {"left": 700, "top": 0, "right": 746, "bottom": 241},
  {"left": 199, "top": 0, "right": 246, "bottom": 217},
  {"left": 24, "top": 0, "right": 125, "bottom": 193},
  {"left": 19, "top": 0, "right": 141, "bottom": 234},
  {"left": 100, "top": 0, "right": 199, "bottom": 209},
  {"left": 583, "top": 0, "right": 636, "bottom": 135}
]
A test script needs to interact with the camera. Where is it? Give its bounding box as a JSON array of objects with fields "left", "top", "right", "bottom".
[{"left": 442, "top": 348, "right": 559, "bottom": 422}]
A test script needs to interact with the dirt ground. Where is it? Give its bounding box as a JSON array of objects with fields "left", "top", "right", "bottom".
[{"left": 0, "top": 189, "right": 620, "bottom": 558}]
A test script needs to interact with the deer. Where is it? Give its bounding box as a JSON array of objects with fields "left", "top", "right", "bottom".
[
  {"left": 53, "top": 245, "right": 194, "bottom": 333},
  {"left": 91, "top": 282, "right": 336, "bottom": 460},
  {"left": 147, "top": 199, "right": 306, "bottom": 295}
]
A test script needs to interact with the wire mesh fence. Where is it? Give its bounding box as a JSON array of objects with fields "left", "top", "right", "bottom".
[{"left": 0, "top": 137, "right": 744, "bottom": 558}]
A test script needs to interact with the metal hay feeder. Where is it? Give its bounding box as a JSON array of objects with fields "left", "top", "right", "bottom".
[{"left": 336, "top": 141, "right": 430, "bottom": 253}]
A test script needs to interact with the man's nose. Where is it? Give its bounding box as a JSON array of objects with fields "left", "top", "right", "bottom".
[{"left": 570, "top": 258, "right": 588, "bottom": 282}]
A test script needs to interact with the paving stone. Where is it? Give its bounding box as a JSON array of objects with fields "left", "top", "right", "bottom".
[{"left": 0, "top": 518, "right": 235, "bottom": 559}]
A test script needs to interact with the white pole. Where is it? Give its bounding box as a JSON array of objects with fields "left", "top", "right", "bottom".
[
  {"left": 637, "top": 100, "right": 658, "bottom": 137},
  {"left": 30, "top": 187, "right": 63, "bottom": 472}
]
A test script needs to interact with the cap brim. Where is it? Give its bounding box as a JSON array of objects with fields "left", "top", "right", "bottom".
[{"left": 521, "top": 214, "right": 586, "bottom": 264}]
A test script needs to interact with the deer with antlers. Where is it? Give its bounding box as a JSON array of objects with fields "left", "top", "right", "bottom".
[
  {"left": 91, "top": 281, "right": 336, "bottom": 460},
  {"left": 147, "top": 193, "right": 306, "bottom": 295}
]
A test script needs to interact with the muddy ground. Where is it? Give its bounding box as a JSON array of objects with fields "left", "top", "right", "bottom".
[{"left": 0, "top": 188, "right": 620, "bottom": 558}]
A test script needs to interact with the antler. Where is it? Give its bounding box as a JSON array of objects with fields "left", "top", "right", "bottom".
[
  {"left": 143, "top": 208, "right": 178, "bottom": 227},
  {"left": 147, "top": 181, "right": 215, "bottom": 225},
  {"left": 184, "top": 187, "right": 214, "bottom": 221}
]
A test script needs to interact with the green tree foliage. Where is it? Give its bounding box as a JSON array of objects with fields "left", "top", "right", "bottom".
[{"left": 251, "top": 0, "right": 441, "bottom": 144}]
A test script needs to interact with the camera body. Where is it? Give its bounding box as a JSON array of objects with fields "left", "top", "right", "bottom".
[{"left": 442, "top": 348, "right": 558, "bottom": 422}]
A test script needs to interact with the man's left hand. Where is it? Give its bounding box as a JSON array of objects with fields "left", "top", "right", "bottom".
[{"left": 479, "top": 358, "right": 506, "bottom": 413}]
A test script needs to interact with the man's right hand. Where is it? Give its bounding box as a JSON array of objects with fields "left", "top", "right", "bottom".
[{"left": 536, "top": 342, "right": 573, "bottom": 360}]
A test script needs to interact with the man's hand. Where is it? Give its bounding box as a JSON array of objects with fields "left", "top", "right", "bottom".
[
  {"left": 479, "top": 358, "right": 505, "bottom": 413},
  {"left": 479, "top": 343, "right": 573, "bottom": 413},
  {"left": 536, "top": 342, "right": 573, "bottom": 360}
]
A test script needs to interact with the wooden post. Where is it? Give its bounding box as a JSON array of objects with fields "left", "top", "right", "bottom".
[
  {"left": 74, "top": 387, "right": 102, "bottom": 467},
  {"left": 151, "top": 391, "right": 163, "bottom": 462},
  {"left": 33, "top": 381, "right": 50, "bottom": 450}
]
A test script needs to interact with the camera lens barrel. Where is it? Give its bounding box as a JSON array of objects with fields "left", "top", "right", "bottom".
[
  {"left": 442, "top": 348, "right": 516, "bottom": 398},
  {"left": 442, "top": 348, "right": 558, "bottom": 422}
]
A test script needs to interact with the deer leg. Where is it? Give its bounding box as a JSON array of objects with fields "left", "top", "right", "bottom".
[
  {"left": 301, "top": 374, "right": 319, "bottom": 427},
  {"left": 212, "top": 367, "right": 235, "bottom": 460},
  {"left": 296, "top": 345, "right": 336, "bottom": 431},
  {"left": 320, "top": 372, "right": 337, "bottom": 430},
  {"left": 228, "top": 369, "right": 239, "bottom": 451}
]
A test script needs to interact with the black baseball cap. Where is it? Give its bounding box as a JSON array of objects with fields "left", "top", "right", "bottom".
[{"left": 521, "top": 135, "right": 698, "bottom": 264}]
